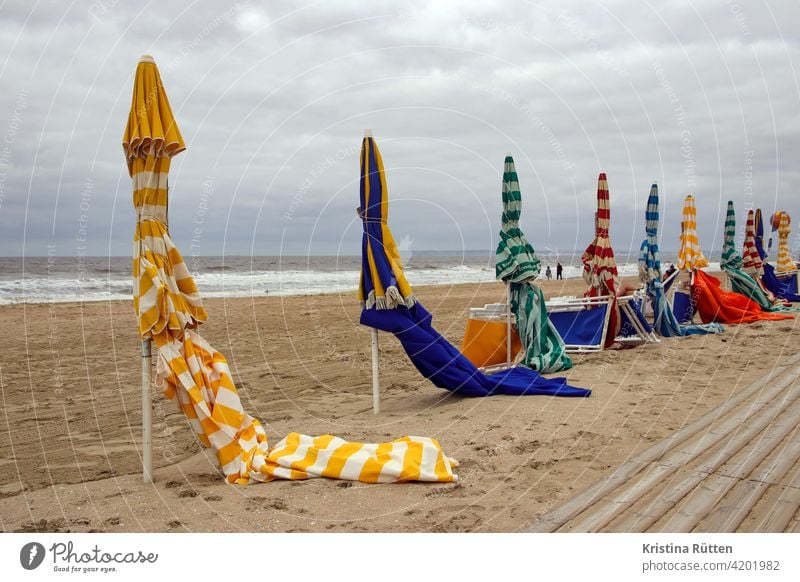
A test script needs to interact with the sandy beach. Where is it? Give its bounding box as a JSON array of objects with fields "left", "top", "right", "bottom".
[{"left": 1, "top": 275, "right": 798, "bottom": 533}]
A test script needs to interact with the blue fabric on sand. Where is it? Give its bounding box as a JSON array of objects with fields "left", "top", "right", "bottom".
[{"left": 360, "top": 302, "right": 590, "bottom": 398}]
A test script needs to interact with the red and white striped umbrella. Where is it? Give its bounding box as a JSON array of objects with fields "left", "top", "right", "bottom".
[{"left": 581, "top": 172, "right": 620, "bottom": 347}]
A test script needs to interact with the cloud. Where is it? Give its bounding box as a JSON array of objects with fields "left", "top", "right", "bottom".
[{"left": 0, "top": 0, "right": 798, "bottom": 259}]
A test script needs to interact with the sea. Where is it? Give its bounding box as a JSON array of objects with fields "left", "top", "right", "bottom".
[{"left": 0, "top": 252, "right": 720, "bottom": 305}]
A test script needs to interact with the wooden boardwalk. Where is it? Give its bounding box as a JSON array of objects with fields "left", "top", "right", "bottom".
[{"left": 525, "top": 352, "right": 800, "bottom": 533}]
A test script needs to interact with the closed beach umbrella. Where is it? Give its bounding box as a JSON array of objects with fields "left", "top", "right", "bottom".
[
  {"left": 776, "top": 213, "right": 796, "bottom": 274},
  {"left": 581, "top": 172, "right": 620, "bottom": 347},
  {"left": 358, "top": 134, "right": 415, "bottom": 310},
  {"left": 754, "top": 208, "right": 767, "bottom": 259},
  {"left": 742, "top": 209, "right": 764, "bottom": 277},
  {"left": 676, "top": 195, "right": 709, "bottom": 270},
  {"left": 125, "top": 62, "right": 457, "bottom": 485},
  {"left": 125, "top": 55, "right": 205, "bottom": 482},
  {"left": 637, "top": 184, "right": 661, "bottom": 285},
  {"left": 638, "top": 185, "right": 720, "bottom": 336},
  {"left": 721, "top": 201, "right": 743, "bottom": 270},
  {"left": 495, "top": 155, "right": 571, "bottom": 373},
  {"left": 582, "top": 173, "right": 619, "bottom": 295}
]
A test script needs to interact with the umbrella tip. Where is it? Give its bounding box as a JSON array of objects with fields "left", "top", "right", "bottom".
[
  {"left": 139, "top": 54, "right": 155, "bottom": 64},
  {"left": 363, "top": 128, "right": 373, "bottom": 137}
]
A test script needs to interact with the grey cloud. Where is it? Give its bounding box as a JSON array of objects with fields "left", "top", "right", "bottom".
[{"left": 0, "top": 0, "right": 799, "bottom": 260}]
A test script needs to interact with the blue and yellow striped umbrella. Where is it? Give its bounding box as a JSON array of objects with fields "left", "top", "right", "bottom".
[{"left": 358, "top": 136, "right": 415, "bottom": 309}]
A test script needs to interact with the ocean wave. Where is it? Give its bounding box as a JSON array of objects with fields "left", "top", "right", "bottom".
[{"left": 0, "top": 261, "right": 719, "bottom": 305}]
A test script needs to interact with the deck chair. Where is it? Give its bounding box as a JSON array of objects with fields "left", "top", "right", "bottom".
[
  {"left": 544, "top": 293, "right": 658, "bottom": 353},
  {"left": 658, "top": 269, "right": 697, "bottom": 325},
  {"left": 460, "top": 300, "right": 522, "bottom": 372},
  {"left": 776, "top": 270, "right": 799, "bottom": 294},
  {"left": 618, "top": 292, "right": 660, "bottom": 344},
  {"left": 763, "top": 263, "right": 800, "bottom": 301}
]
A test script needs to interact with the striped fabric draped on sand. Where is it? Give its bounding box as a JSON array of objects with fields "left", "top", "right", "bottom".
[
  {"left": 125, "top": 57, "right": 456, "bottom": 485},
  {"left": 776, "top": 213, "right": 796, "bottom": 274},
  {"left": 638, "top": 184, "right": 721, "bottom": 337},
  {"left": 495, "top": 155, "right": 571, "bottom": 373},
  {"left": 676, "top": 195, "right": 709, "bottom": 270},
  {"left": 581, "top": 172, "right": 620, "bottom": 347},
  {"left": 357, "top": 137, "right": 415, "bottom": 309}
]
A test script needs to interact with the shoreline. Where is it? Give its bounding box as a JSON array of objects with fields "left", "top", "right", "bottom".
[{"left": 1, "top": 277, "right": 797, "bottom": 532}]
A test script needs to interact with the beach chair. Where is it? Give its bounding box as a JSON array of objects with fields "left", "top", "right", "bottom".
[
  {"left": 544, "top": 293, "right": 658, "bottom": 353},
  {"left": 461, "top": 300, "right": 521, "bottom": 372},
  {"left": 618, "top": 292, "right": 660, "bottom": 344},
  {"left": 656, "top": 269, "right": 696, "bottom": 325}
]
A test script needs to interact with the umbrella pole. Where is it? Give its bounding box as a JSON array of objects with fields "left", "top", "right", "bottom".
[
  {"left": 506, "top": 283, "right": 512, "bottom": 367},
  {"left": 141, "top": 339, "right": 153, "bottom": 483},
  {"left": 370, "top": 329, "right": 381, "bottom": 414}
]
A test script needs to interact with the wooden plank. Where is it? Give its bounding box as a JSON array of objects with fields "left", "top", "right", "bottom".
[
  {"left": 749, "top": 460, "right": 800, "bottom": 532},
  {"left": 694, "top": 479, "right": 767, "bottom": 532},
  {"left": 524, "top": 359, "right": 800, "bottom": 532},
  {"left": 570, "top": 375, "right": 800, "bottom": 532},
  {"left": 653, "top": 474, "right": 739, "bottom": 532},
  {"left": 747, "top": 433, "right": 800, "bottom": 485}
]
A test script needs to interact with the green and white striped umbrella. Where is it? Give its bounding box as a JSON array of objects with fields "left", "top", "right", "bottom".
[
  {"left": 495, "top": 155, "right": 571, "bottom": 373},
  {"left": 495, "top": 156, "right": 540, "bottom": 282}
]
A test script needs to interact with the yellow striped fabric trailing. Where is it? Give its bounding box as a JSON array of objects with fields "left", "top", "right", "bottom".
[
  {"left": 677, "top": 195, "right": 709, "bottom": 270},
  {"left": 125, "top": 56, "right": 457, "bottom": 485},
  {"left": 776, "top": 212, "right": 797, "bottom": 274},
  {"left": 156, "top": 329, "right": 457, "bottom": 484}
]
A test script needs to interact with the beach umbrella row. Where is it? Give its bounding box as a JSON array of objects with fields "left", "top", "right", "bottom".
[
  {"left": 359, "top": 136, "right": 589, "bottom": 397},
  {"left": 720, "top": 202, "right": 788, "bottom": 312},
  {"left": 638, "top": 185, "right": 721, "bottom": 336}
]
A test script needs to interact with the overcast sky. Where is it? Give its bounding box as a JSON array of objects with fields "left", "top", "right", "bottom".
[{"left": 0, "top": 0, "right": 798, "bottom": 259}]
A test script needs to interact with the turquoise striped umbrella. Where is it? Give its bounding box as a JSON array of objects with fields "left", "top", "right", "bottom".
[{"left": 495, "top": 155, "right": 571, "bottom": 373}]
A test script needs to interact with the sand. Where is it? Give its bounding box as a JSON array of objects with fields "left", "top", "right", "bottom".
[{"left": 1, "top": 275, "right": 798, "bottom": 532}]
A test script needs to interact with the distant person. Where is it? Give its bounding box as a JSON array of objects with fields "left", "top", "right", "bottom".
[
  {"left": 545, "top": 265, "right": 552, "bottom": 280},
  {"left": 663, "top": 263, "right": 676, "bottom": 281},
  {"left": 556, "top": 262, "right": 563, "bottom": 280}
]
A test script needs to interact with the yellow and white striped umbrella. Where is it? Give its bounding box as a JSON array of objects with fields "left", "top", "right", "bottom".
[
  {"left": 124, "top": 55, "right": 207, "bottom": 337},
  {"left": 124, "top": 56, "right": 456, "bottom": 485},
  {"left": 676, "top": 195, "right": 709, "bottom": 270},
  {"left": 776, "top": 212, "right": 797, "bottom": 274}
]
